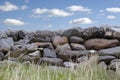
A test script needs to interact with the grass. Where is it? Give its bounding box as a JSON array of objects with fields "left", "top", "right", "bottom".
[{"left": 0, "top": 56, "right": 120, "bottom": 80}]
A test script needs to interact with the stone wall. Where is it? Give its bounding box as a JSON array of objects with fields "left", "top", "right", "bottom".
[{"left": 0, "top": 27, "right": 120, "bottom": 71}]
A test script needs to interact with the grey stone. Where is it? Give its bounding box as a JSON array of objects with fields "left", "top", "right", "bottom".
[
  {"left": 38, "top": 58, "right": 63, "bottom": 66},
  {"left": 55, "top": 43, "right": 71, "bottom": 53},
  {"left": 43, "top": 48, "right": 57, "bottom": 58},
  {"left": 61, "top": 28, "right": 82, "bottom": 38},
  {"left": 83, "top": 27, "right": 105, "bottom": 39},
  {"left": 70, "top": 36, "right": 84, "bottom": 44},
  {"left": 58, "top": 50, "right": 90, "bottom": 61},
  {"left": 99, "top": 46, "right": 120, "bottom": 57},
  {"left": 6, "top": 30, "right": 25, "bottom": 41},
  {"left": 98, "top": 56, "right": 116, "bottom": 64},
  {"left": 29, "top": 30, "right": 56, "bottom": 43},
  {"left": 0, "top": 37, "right": 14, "bottom": 49}
]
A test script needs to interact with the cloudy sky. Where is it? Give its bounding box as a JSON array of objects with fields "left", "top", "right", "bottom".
[{"left": 0, "top": 0, "right": 120, "bottom": 31}]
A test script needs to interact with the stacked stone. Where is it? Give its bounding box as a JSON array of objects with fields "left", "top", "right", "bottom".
[{"left": 0, "top": 27, "right": 120, "bottom": 71}]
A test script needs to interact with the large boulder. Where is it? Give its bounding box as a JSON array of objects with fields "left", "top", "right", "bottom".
[
  {"left": 61, "top": 28, "right": 82, "bottom": 38},
  {"left": 70, "top": 36, "right": 84, "bottom": 44},
  {"left": 98, "top": 46, "right": 120, "bottom": 57},
  {"left": 58, "top": 50, "right": 90, "bottom": 61},
  {"left": 98, "top": 56, "right": 116, "bottom": 64},
  {"left": 84, "top": 39, "right": 119, "bottom": 50},
  {"left": 38, "top": 58, "right": 63, "bottom": 66},
  {"left": 55, "top": 43, "right": 71, "bottom": 53},
  {"left": 0, "top": 37, "right": 14, "bottom": 49},
  {"left": 29, "top": 30, "right": 56, "bottom": 43},
  {"left": 83, "top": 27, "right": 105, "bottom": 39},
  {"left": 70, "top": 43, "right": 86, "bottom": 50},
  {"left": 6, "top": 30, "right": 25, "bottom": 41},
  {"left": 52, "top": 36, "right": 68, "bottom": 47},
  {"left": 43, "top": 48, "right": 57, "bottom": 58}
]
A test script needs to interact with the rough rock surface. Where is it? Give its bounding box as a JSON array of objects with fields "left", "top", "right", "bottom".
[
  {"left": 43, "top": 48, "right": 57, "bottom": 58},
  {"left": 84, "top": 39, "right": 119, "bottom": 50},
  {"left": 70, "top": 43, "right": 86, "bottom": 50},
  {"left": 58, "top": 50, "right": 90, "bottom": 61},
  {"left": 61, "top": 28, "right": 82, "bottom": 38},
  {"left": 52, "top": 36, "right": 68, "bottom": 47},
  {"left": 1, "top": 26, "right": 120, "bottom": 72},
  {"left": 70, "top": 36, "right": 84, "bottom": 44},
  {"left": 83, "top": 27, "right": 105, "bottom": 39},
  {"left": 0, "top": 37, "right": 14, "bottom": 49},
  {"left": 55, "top": 43, "right": 71, "bottom": 53},
  {"left": 99, "top": 46, "right": 120, "bottom": 57}
]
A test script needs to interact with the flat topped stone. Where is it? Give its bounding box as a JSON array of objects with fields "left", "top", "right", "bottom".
[
  {"left": 99, "top": 46, "right": 120, "bottom": 57},
  {"left": 84, "top": 39, "right": 119, "bottom": 50}
]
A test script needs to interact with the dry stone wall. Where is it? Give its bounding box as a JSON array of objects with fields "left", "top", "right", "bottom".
[{"left": 0, "top": 27, "right": 120, "bottom": 71}]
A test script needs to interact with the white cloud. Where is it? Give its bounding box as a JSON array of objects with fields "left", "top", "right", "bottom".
[
  {"left": 107, "top": 15, "right": 116, "bottom": 19},
  {"left": 33, "top": 8, "right": 73, "bottom": 17},
  {"left": 69, "top": 18, "right": 93, "bottom": 24},
  {"left": 21, "top": 5, "right": 28, "bottom": 10},
  {"left": 0, "top": 2, "right": 18, "bottom": 11},
  {"left": 67, "top": 5, "right": 91, "bottom": 13},
  {"left": 3, "top": 18, "right": 25, "bottom": 26},
  {"left": 33, "top": 8, "right": 48, "bottom": 14},
  {"left": 106, "top": 7, "right": 120, "bottom": 13},
  {"left": 44, "top": 24, "right": 53, "bottom": 28},
  {"left": 48, "top": 9, "right": 73, "bottom": 17}
]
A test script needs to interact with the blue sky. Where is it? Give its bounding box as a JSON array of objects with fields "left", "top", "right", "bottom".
[{"left": 0, "top": 0, "right": 120, "bottom": 31}]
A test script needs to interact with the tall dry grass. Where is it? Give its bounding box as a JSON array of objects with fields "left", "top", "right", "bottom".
[{"left": 0, "top": 56, "right": 119, "bottom": 80}]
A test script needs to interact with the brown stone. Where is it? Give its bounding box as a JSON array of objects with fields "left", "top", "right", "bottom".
[
  {"left": 58, "top": 50, "right": 90, "bottom": 61},
  {"left": 84, "top": 39, "right": 119, "bottom": 50},
  {"left": 70, "top": 43, "right": 86, "bottom": 50},
  {"left": 52, "top": 36, "right": 68, "bottom": 47},
  {"left": 33, "top": 42, "right": 54, "bottom": 50},
  {"left": 55, "top": 43, "right": 71, "bottom": 53}
]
